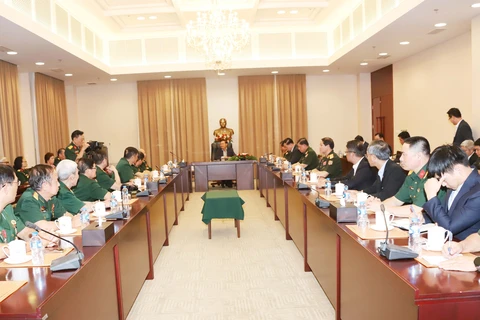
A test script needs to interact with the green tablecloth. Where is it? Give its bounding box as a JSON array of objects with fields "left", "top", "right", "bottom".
[{"left": 200, "top": 190, "right": 245, "bottom": 225}]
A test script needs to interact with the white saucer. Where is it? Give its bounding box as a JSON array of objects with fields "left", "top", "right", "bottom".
[
  {"left": 58, "top": 228, "right": 77, "bottom": 235},
  {"left": 370, "top": 224, "right": 394, "bottom": 231},
  {"left": 4, "top": 255, "right": 32, "bottom": 265},
  {"left": 422, "top": 244, "right": 443, "bottom": 252}
]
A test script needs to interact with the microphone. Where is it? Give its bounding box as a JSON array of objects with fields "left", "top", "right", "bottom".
[
  {"left": 26, "top": 221, "right": 84, "bottom": 272},
  {"left": 169, "top": 151, "right": 177, "bottom": 159},
  {"left": 377, "top": 205, "right": 418, "bottom": 260}
]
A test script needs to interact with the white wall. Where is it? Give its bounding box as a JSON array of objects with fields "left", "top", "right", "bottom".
[
  {"left": 307, "top": 75, "right": 360, "bottom": 154},
  {"left": 66, "top": 82, "right": 140, "bottom": 164},
  {"left": 206, "top": 78, "right": 239, "bottom": 152},
  {"left": 393, "top": 32, "right": 472, "bottom": 151}
]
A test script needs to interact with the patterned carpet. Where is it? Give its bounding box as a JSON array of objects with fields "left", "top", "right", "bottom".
[{"left": 127, "top": 190, "right": 335, "bottom": 320}]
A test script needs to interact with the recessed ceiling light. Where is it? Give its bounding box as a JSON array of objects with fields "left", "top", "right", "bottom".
[
  {"left": 149, "top": 16, "right": 157, "bottom": 20},
  {"left": 360, "top": 62, "right": 368, "bottom": 66},
  {"left": 472, "top": 3, "right": 480, "bottom": 8},
  {"left": 435, "top": 22, "right": 447, "bottom": 27},
  {"left": 277, "top": 10, "right": 285, "bottom": 14},
  {"left": 6, "top": 51, "right": 17, "bottom": 55},
  {"left": 322, "top": 69, "right": 330, "bottom": 73},
  {"left": 164, "top": 75, "right": 172, "bottom": 78},
  {"left": 378, "top": 52, "right": 388, "bottom": 56},
  {"left": 65, "top": 73, "right": 73, "bottom": 77},
  {"left": 35, "top": 62, "right": 45, "bottom": 66},
  {"left": 110, "top": 78, "right": 117, "bottom": 81},
  {"left": 399, "top": 41, "right": 410, "bottom": 45},
  {"left": 218, "top": 72, "right": 225, "bottom": 76},
  {"left": 137, "top": 16, "right": 145, "bottom": 21},
  {"left": 290, "top": 10, "right": 298, "bottom": 14},
  {"left": 271, "top": 71, "right": 279, "bottom": 74}
]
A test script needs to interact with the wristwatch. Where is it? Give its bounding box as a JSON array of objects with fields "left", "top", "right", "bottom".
[{"left": 474, "top": 257, "right": 480, "bottom": 271}]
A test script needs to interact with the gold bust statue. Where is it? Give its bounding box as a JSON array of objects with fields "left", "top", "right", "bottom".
[{"left": 213, "top": 118, "right": 234, "bottom": 141}]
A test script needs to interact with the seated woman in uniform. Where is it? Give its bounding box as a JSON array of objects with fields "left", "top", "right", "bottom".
[
  {"left": 73, "top": 158, "right": 112, "bottom": 202},
  {"left": 13, "top": 156, "right": 29, "bottom": 185},
  {"left": 44, "top": 152, "right": 55, "bottom": 167},
  {"left": 0, "top": 165, "right": 58, "bottom": 259}
]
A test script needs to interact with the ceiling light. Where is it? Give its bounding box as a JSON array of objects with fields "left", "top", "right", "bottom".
[
  {"left": 137, "top": 16, "right": 145, "bottom": 21},
  {"left": 110, "top": 78, "right": 117, "bottom": 81},
  {"left": 35, "top": 62, "right": 45, "bottom": 65},
  {"left": 271, "top": 71, "right": 279, "bottom": 74},
  {"left": 378, "top": 52, "right": 388, "bottom": 56},
  {"left": 435, "top": 22, "right": 447, "bottom": 27},
  {"left": 6, "top": 51, "right": 17, "bottom": 55},
  {"left": 323, "top": 69, "right": 330, "bottom": 73},
  {"left": 218, "top": 72, "right": 225, "bottom": 76},
  {"left": 472, "top": 3, "right": 480, "bottom": 8},
  {"left": 290, "top": 10, "right": 298, "bottom": 14},
  {"left": 399, "top": 41, "right": 410, "bottom": 45},
  {"left": 277, "top": 10, "right": 286, "bottom": 14},
  {"left": 149, "top": 16, "right": 157, "bottom": 20},
  {"left": 65, "top": 73, "right": 73, "bottom": 77},
  {"left": 360, "top": 62, "right": 368, "bottom": 66},
  {"left": 164, "top": 75, "right": 172, "bottom": 78}
]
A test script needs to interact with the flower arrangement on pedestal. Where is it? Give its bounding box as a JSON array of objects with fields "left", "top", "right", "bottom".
[
  {"left": 228, "top": 153, "right": 257, "bottom": 161},
  {"left": 214, "top": 133, "right": 232, "bottom": 143}
]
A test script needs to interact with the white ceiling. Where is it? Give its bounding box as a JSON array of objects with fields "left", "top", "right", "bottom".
[{"left": 0, "top": 0, "right": 479, "bottom": 85}]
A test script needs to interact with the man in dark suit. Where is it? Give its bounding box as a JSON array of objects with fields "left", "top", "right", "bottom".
[
  {"left": 355, "top": 135, "right": 369, "bottom": 152},
  {"left": 282, "top": 138, "right": 302, "bottom": 164},
  {"left": 448, "top": 108, "right": 473, "bottom": 146},
  {"left": 423, "top": 144, "right": 480, "bottom": 240},
  {"left": 362, "top": 140, "right": 406, "bottom": 201},
  {"left": 214, "top": 140, "right": 235, "bottom": 161},
  {"left": 460, "top": 140, "right": 478, "bottom": 167},
  {"left": 214, "top": 140, "right": 235, "bottom": 187},
  {"left": 328, "top": 139, "right": 376, "bottom": 191}
]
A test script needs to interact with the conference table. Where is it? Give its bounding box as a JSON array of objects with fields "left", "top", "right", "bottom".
[
  {"left": 0, "top": 166, "right": 192, "bottom": 320},
  {"left": 192, "top": 160, "right": 255, "bottom": 192},
  {"left": 258, "top": 163, "right": 480, "bottom": 320}
]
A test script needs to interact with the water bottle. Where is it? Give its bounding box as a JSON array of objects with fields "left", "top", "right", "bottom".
[
  {"left": 301, "top": 168, "right": 307, "bottom": 183},
  {"left": 30, "top": 231, "right": 44, "bottom": 265},
  {"left": 287, "top": 161, "right": 292, "bottom": 172},
  {"left": 80, "top": 207, "right": 90, "bottom": 225},
  {"left": 325, "top": 178, "right": 332, "bottom": 196},
  {"left": 143, "top": 173, "right": 149, "bottom": 188},
  {"left": 122, "top": 185, "right": 129, "bottom": 207},
  {"left": 356, "top": 201, "right": 369, "bottom": 232},
  {"left": 408, "top": 208, "right": 422, "bottom": 254},
  {"left": 343, "top": 185, "right": 350, "bottom": 202}
]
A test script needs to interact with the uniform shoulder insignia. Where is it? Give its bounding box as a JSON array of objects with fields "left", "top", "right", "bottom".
[
  {"left": 328, "top": 154, "right": 334, "bottom": 159},
  {"left": 67, "top": 145, "right": 73, "bottom": 150},
  {"left": 407, "top": 170, "right": 414, "bottom": 176},
  {"left": 33, "top": 192, "right": 39, "bottom": 200}
]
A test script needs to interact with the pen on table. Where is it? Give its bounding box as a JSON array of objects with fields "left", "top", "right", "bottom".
[{"left": 447, "top": 232, "right": 453, "bottom": 255}]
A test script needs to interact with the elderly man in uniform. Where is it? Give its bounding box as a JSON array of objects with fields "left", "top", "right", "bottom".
[
  {"left": 56, "top": 160, "right": 90, "bottom": 214},
  {"left": 65, "top": 130, "right": 89, "bottom": 161},
  {"left": 368, "top": 136, "right": 446, "bottom": 217},
  {"left": 15, "top": 164, "right": 80, "bottom": 231},
  {"left": 296, "top": 138, "right": 319, "bottom": 171},
  {"left": 116, "top": 147, "right": 139, "bottom": 183},
  {"left": 313, "top": 137, "right": 341, "bottom": 179}
]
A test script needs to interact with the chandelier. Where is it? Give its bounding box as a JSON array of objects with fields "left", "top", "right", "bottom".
[{"left": 186, "top": 2, "right": 250, "bottom": 71}]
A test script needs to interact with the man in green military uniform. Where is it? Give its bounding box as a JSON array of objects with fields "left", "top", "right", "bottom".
[
  {"left": 296, "top": 138, "right": 319, "bottom": 171},
  {"left": 138, "top": 149, "right": 152, "bottom": 172},
  {"left": 65, "top": 130, "right": 89, "bottom": 161},
  {"left": 54, "top": 148, "right": 66, "bottom": 166},
  {"left": 369, "top": 136, "right": 445, "bottom": 217},
  {"left": 116, "top": 147, "right": 139, "bottom": 183},
  {"left": 15, "top": 165, "right": 80, "bottom": 231},
  {"left": 92, "top": 150, "right": 122, "bottom": 191},
  {"left": 282, "top": 138, "right": 302, "bottom": 164},
  {"left": 314, "top": 137, "right": 342, "bottom": 179},
  {"left": 73, "top": 159, "right": 111, "bottom": 202},
  {"left": 56, "top": 160, "right": 87, "bottom": 214}
]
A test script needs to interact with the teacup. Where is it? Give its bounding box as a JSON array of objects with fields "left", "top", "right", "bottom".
[
  {"left": 310, "top": 172, "right": 318, "bottom": 183},
  {"left": 112, "top": 190, "right": 122, "bottom": 201},
  {"left": 152, "top": 170, "right": 159, "bottom": 179},
  {"left": 375, "top": 211, "right": 394, "bottom": 230},
  {"left": 354, "top": 192, "right": 369, "bottom": 205},
  {"left": 94, "top": 202, "right": 107, "bottom": 217},
  {"left": 55, "top": 216, "right": 73, "bottom": 232},
  {"left": 134, "top": 178, "right": 142, "bottom": 189},
  {"left": 162, "top": 164, "right": 169, "bottom": 171},
  {"left": 2, "top": 239, "right": 27, "bottom": 260},
  {"left": 335, "top": 182, "right": 345, "bottom": 196},
  {"left": 427, "top": 226, "right": 452, "bottom": 251},
  {"left": 295, "top": 165, "right": 301, "bottom": 173}
]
